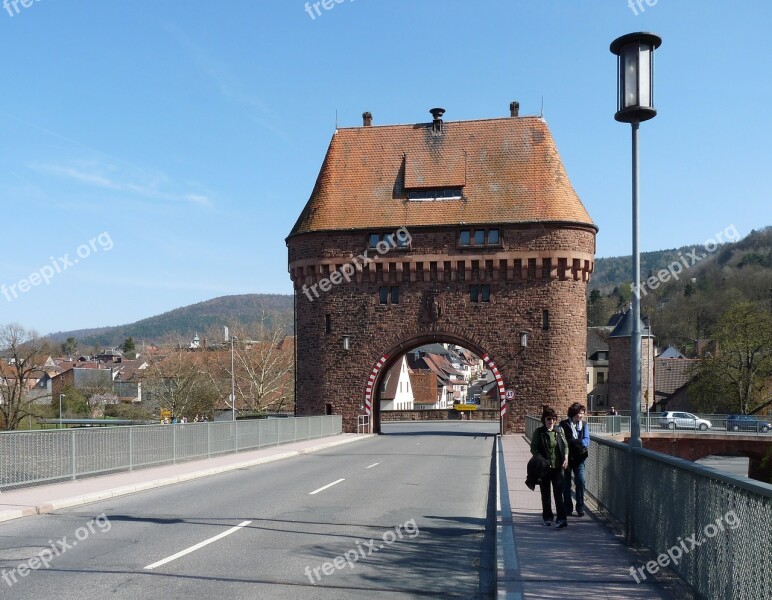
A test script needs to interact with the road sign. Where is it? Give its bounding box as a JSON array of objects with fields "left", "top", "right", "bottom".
[
  {"left": 454, "top": 404, "right": 478, "bottom": 411},
  {"left": 505, "top": 389, "right": 515, "bottom": 400}
]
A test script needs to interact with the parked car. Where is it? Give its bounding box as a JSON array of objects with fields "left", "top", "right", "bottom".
[
  {"left": 725, "top": 414, "right": 771, "bottom": 433},
  {"left": 659, "top": 411, "right": 712, "bottom": 431}
]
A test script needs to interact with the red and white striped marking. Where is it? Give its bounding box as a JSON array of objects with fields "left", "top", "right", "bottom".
[
  {"left": 365, "top": 354, "right": 389, "bottom": 416},
  {"left": 482, "top": 354, "right": 507, "bottom": 418}
]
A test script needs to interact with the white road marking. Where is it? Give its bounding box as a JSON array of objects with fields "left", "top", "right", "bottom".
[
  {"left": 144, "top": 520, "right": 252, "bottom": 570},
  {"left": 309, "top": 478, "right": 345, "bottom": 495},
  {"left": 366, "top": 462, "right": 380, "bottom": 469}
]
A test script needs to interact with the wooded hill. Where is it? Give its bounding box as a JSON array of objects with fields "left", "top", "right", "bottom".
[
  {"left": 45, "top": 294, "right": 294, "bottom": 350},
  {"left": 589, "top": 226, "right": 772, "bottom": 353}
]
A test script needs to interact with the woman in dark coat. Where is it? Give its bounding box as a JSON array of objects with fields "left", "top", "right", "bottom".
[{"left": 529, "top": 405, "right": 569, "bottom": 527}]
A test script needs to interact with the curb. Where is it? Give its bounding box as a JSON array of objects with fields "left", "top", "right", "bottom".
[
  {"left": 496, "top": 435, "right": 523, "bottom": 599},
  {"left": 0, "top": 434, "right": 372, "bottom": 523}
]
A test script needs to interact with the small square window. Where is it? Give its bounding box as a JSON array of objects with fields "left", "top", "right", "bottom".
[
  {"left": 474, "top": 230, "right": 485, "bottom": 245},
  {"left": 488, "top": 229, "right": 500, "bottom": 244},
  {"left": 470, "top": 285, "right": 479, "bottom": 303},
  {"left": 379, "top": 287, "right": 389, "bottom": 305},
  {"left": 481, "top": 284, "right": 491, "bottom": 302},
  {"left": 390, "top": 286, "right": 399, "bottom": 304},
  {"left": 459, "top": 230, "right": 471, "bottom": 246},
  {"left": 369, "top": 233, "right": 380, "bottom": 248}
]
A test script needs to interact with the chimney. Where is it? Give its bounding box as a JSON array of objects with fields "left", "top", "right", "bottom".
[
  {"left": 510, "top": 101, "right": 519, "bottom": 117},
  {"left": 362, "top": 111, "right": 372, "bottom": 127},
  {"left": 430, "top": 107, "right": 445, "bottom": 133}
]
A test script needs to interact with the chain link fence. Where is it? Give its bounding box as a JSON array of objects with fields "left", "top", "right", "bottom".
[{"left": 0, "top": 415, "right": 342, "bottom": 491}]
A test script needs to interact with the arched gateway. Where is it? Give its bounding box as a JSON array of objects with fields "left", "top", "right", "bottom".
[{"left": 287, "top": 105, "right": 597, "bottom": 433}]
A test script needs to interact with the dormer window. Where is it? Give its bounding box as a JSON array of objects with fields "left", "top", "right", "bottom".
[{"left": 407, "top": 187, "right": 463, "bottom": 201}]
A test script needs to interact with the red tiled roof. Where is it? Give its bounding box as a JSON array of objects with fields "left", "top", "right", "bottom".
[
  {"left": 655, "top": 358, "right": 700, "bottom": 398},
  {"left": 289, "top": 116, "right": 595, "bottom": 236}
]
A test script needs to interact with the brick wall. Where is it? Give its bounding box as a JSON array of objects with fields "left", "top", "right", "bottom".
[{"left": 289, "top": 224, "right": 595, "bottom": 433}]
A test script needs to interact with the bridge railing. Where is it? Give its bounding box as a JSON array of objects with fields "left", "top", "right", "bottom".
[
  {"left": 0, "top": 415, "right": 342, "bottom": 492},
  {"left": 525, "top": 415, "right": 772, "bottom": 599}
]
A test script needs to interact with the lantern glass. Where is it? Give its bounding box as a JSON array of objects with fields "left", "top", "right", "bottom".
[{"left": 611, "top": 32, "right": 661, "bottom": 123}]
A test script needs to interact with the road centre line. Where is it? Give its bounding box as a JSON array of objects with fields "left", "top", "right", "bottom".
[
  {"left": 144, "top": 520, "right": 252, "bottom": 570},
  {"left": 309, "top": 478, "right": 345, "bottom": 495},
  {"left": 366, "top": 462, "right": 380, "bottom": 469}
]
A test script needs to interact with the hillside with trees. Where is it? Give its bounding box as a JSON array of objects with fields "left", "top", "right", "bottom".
[
  {"left": 44, "top": 294, "right": 294, "bottom": 350},
  {"left": 589, "top": 227, "right": 772, "bottom": 354}
]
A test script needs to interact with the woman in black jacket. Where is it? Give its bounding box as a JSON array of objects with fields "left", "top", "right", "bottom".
[{"left": 529, "top": 406, "right": 569, "bottom": 527}]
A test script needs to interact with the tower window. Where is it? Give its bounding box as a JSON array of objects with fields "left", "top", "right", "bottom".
[
  {"left": 470, "top": 284, "right": 490, "bottom": 303},
  {"left": 458, "top": 228, "right": 501, "bottom": 248}
]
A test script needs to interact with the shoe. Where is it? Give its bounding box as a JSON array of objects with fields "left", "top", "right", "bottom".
[
  {"left": 577, "top": 511, "right": 585, "bottom": 517},
  {"left": 543, "top": 520, "right": 553, "bottom": 526},
  {"left": 556, "top": 520, "right": 568, "bottom": 529}
]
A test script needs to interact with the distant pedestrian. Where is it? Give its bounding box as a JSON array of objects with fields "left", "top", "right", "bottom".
[
  {"left": 609, "top": 406, "right": 618, "bottom": 416},
  {"left": 560, "top": 403, "right": 590, "bottom": 517},
  {"left": 530, "top": 405, "right": 569, "bottom": 528}
]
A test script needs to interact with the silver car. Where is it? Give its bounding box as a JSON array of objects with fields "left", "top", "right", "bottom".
[{"left": 660, "top": 411, "right": 712, "bottom": 431}]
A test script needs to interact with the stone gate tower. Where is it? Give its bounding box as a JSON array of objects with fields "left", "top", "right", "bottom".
[{"left": 287, "top": 105, "right": 597, "bottom": 433}]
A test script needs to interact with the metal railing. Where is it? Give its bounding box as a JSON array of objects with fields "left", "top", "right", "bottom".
[
  {"left": 357, "top": 414, "right": 370, "bottom": 435},
  {"left": 0, "top": 415, "right": 342, "bottom": 491},
  {"left": 525, "top": 415, "right": 772, "bottom": 599},
  {"left": 583, "top": 414, "right": 772, "bottom": 436}
]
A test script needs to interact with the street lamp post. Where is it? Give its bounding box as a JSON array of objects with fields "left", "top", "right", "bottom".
[
  {"left": 59, "top": 393, "right": 66, "bottom": 429},
  {"left": 230, "top": 334, "right": 237, "bottom": 422},
  {"left": 610, "top": 32, "right": 661, "bottom": 449}
]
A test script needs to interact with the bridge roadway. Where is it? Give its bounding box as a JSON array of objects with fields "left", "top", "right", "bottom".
[
  {"left": 0, "top": 422, "right": 499, "bottom": 600},
  {"left": 0, "top": 422, "right": 691, "bottom": 599}
]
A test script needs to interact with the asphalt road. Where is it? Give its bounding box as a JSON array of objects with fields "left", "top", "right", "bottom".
[{"left": 0, "top": 421, "right": 500, "bottom": 600}]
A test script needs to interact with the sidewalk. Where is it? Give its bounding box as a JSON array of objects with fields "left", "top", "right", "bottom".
[
  {"left": 496, "top": 434, "right": 692, "bottom": 600},
  {"left": 0, "top": 433, "right": 370, "bottom": 523}
]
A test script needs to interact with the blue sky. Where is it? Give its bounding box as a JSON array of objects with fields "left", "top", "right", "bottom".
[{"left": 1, "top": 1, "right": 770, "bottom": 335}]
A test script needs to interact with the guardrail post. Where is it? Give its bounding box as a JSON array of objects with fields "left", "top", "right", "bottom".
[
  {"left": 173, "top": 425, "right": 177, "bottom": 464},
  {"left": 70, "top": 430, "right": 77, "bottom": 480},
  {"left": 207, "top": 421, "right": 211, "bottom": 458},
  {"left": 129, "top": 427, "right": 133, "bottom": 471}
]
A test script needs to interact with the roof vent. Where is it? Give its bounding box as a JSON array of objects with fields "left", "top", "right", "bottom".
[
  {"left": 510, "top": 101, "right": 519, "bottom": 117},
  {"left": 430, "top": 107, "right": 445, "bottom": 133},
  {"left": 362, "top": 112, "right": 372, "bottom": 127}
]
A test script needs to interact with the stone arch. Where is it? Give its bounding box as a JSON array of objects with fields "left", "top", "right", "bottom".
[{"left": 363, "top": 331, "right": 506, "bottom": 434}]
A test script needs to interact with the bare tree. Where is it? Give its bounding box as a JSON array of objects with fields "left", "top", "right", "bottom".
[
  {"left": 206, "top": 314, "right": 295, "bottom": 415},
  {"left": 142, "top": 348, "right": 218, "bottom": 420},
  {"left": 0, "top": 324, "right": 51, "bottom": 430}
]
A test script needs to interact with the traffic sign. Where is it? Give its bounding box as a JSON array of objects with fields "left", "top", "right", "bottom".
[{"left": 505, "top": 389, "right": 515, "bottom": 400}]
